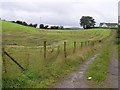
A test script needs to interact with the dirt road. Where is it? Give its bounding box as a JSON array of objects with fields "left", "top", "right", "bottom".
[{"left": 48, "top": 54, "right": 98, "bottom": 88}]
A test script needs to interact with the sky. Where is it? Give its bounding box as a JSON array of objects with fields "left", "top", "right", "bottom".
[
  {"left": 0, "top": 0, "right": 119, "bottom": 27},
  {"left": 118, "top": 1, "right": 120, "bottom": 24}
]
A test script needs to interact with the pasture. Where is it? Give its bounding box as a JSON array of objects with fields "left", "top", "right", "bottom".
[{"left": 2, "top": 20, "right": 112, "bottom": 88}]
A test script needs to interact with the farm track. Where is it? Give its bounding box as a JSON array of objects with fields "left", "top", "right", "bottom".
[
  {"left": 105, "top": 49, "right": 118, "bottom": 88},
  {"left": 48, "top": 54, "right": 98, "bottom": 88},
  {"left": 48, "top": 44, "right": 119, "bottom": 88}
]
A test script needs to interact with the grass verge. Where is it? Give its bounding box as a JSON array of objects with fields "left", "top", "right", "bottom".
[{"left": 84, "top": 39, "right": 112, "bottom": 82}]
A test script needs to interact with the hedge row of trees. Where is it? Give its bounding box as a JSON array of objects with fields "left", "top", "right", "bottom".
[
  {"left": 39, "top": 24, "right": 64, "bottom": 29},
  {"left": 11, "top": 20, "right": 64, "bottom": 29},
  {"left": 50, "top": 26, "right": 64, "bottom": 29},
  {"left": 12, "top": 20, "right": 37, "bottom": 28}
]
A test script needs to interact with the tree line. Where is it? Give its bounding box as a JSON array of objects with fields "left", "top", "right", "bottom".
[
  {"left": 11, "top": 20, "right": 64, "bottom": 29},
  {"left": 40, "top": 24, "right": 64, "bottom": 29},
  {"left": 12, "top": 21, "right": 37, "bottom": 28}
]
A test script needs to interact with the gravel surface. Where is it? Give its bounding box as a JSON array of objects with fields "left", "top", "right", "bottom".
[
  {"left": 48, "top": 54, "right": 98, "bottom": 88},
  {"left": 106, "top": 50, "right": 118, "bottom": 88}
]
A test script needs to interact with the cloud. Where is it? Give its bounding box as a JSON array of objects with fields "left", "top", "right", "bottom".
[{"left": 0, "top": 0, "right": 119, "bottom": 27}]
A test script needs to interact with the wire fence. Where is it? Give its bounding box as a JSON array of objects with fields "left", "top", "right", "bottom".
[{"left": 2, "top": 37, "right": 108, "bottom": 73}]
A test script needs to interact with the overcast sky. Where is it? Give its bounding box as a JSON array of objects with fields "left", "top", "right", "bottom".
[{"left": 0, "top": 0, "right": 119, "bottom": 27}]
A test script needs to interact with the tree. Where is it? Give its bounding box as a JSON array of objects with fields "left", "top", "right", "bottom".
[
  {"left": 50, "top": 26, "right": 58, "bottom": 29},
  {"left": 11, "top": 21, "right": 16, "bottom": 23},
  {"left": 59, "top": 26, "right": 64, "bottom": 29},
  {"left": 55, "top": 26, "right": 59, "bottom": 29},
  {"left": 16, "top": 20, "right": 23, "bottom": 24},
  {"left": 80, "top": 16, "right": 96, "bottom": 29},
  {"left": 39, "top": 24, "right": 44, "bottom": 28},
  {"left": 29, "top": 23, "right": 33, "bottom": 27},
  {"left": 33, "top": 24, "right": 37, "bottom": 28},
  {"left": 50, "top": 26, "right": 54, "bottom": 29},
  {"left": 44, "top": 25, "right": 49, "bottom": 29},
  {"left": 22, "top": 22, "right": 28, "bottom": 26}
]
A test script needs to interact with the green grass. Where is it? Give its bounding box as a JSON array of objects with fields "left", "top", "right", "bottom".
[
  {"left": 2, "top": 20, "right": 112, "bottom": 88},
  {"left": 2, "top": 20, "right": 111, "bottom": 47},
  {"left": 84, "top": 39, "right": 112, "bottom": 82},
  {"left": 3, "top": 44, "right": 99, "bottom": 88}
]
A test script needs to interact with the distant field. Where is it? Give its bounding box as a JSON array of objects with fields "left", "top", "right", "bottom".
[
  {"left": 2, "top": 20, "right": 110, "bottom": 47},
  {"left": 2, "top": 20, "right": 112, "bottom": 88}
]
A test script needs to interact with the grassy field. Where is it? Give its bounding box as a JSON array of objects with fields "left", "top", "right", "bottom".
[
  {"left": 2, "top": 20, "right": 110, "bottom": 47},
  {"left": 2, "top": 20, "right": 112, "bottom": 88}
]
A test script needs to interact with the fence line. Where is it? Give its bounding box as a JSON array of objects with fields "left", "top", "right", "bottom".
[{"left": 2, "top": 38, "right": 108, "bottom": 71}]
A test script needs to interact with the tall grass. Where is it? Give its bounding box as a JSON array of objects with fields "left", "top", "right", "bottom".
[
  {"left": 84, "top": 39, "right": 112, "bottom": 82},
  {"left": 2, "top": 42, "right": 102, "bottom": 88}
]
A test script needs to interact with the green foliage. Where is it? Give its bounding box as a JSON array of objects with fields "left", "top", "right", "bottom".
[
  {"left": 39, "top": 24, "right": 44, "bottom": 29},
  {"left": 80, "top": 16, "right": 96, "bottom": 29},
  {"left": 13, "top": 20, "right": 37, "bottom": 28}
]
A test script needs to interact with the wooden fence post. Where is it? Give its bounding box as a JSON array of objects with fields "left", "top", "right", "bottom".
[
  {"left": 64, "top": 42, "right": 67, "bottom": 58},
  {"left": 44, "top": 41, "right": 47, "bottom": 59},
  {"left": 81, "top": 42, "right": 83, "bottom": 48},
  {"left": 99, "top": 40, "right": 102, "bottom": 43},
  {"left": 2, "top": 48, "right": 7, "bottom": 73},
  {"left": 73, "top": 41, "right": 76, "bottom": 53}
]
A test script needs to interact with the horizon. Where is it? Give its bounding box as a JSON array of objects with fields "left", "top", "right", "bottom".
[{"left": 0, "top": 0, "right": 119, "bottom": 28}]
